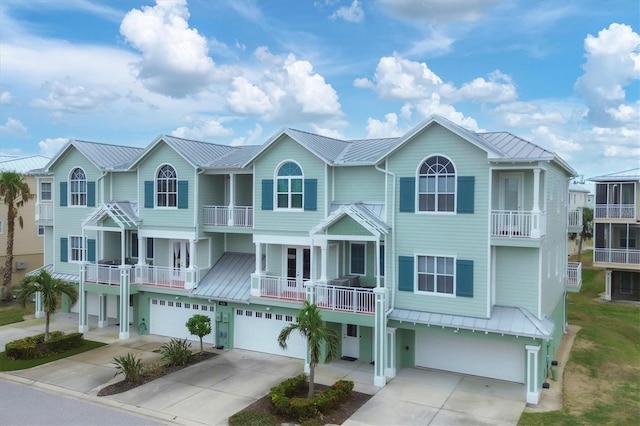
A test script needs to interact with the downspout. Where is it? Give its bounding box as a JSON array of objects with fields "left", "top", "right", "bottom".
[
  {"left": 375, "top": 161, "right": 395, "bottom": 312},
  {"left": 95, "top": 170, "right": 108, "bottom": 260}
]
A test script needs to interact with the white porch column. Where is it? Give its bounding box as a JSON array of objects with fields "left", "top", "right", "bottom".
[
  {"left": 375, "top": 239, "right": 381, "bottom": 288},
  {"left": 78, "top": 262, "right": 88, "bottom": 333},
  {"left": 34, "top": 291, "right": 44, "bottom": 318},
  {"left": 251, "top": 242, "right": 262, "bottom": 297},
  {"left": 525, "top": 344, "right": 541, "bottom": 404},
  {"left": 98, "top": 293, "right": 108, "bottom": 328},
  {"left": 138, "top": 235, "right": 146, "bottom": 265},
  {"left": 118, "top": 265, "right": 130, "bottom": 339},
  {"left": 185, "top": 239, "right": 197, "bottom": 290},
  {"left": 228, "top": 174, "right": 236, "bottom": 226},
  {"left": 320, "top": 243, "right": 328, "bottom": 282},
  {"left": 373, "top": 287, "right": 387, "bottom": 387},
  {"left": 385, "top": 327, "right": 396, "bottom": 378},
  {"left": 605, "top": 269, "right": 612, "bottom": 301},
  {"left": 531, "top": 168, "right": 541, "bottom": 238}
]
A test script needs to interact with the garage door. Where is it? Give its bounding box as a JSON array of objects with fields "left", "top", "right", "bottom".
[
  {"left": 415, "top": 331, "right": 524, "bottom": 383},
  {"left": 234, "top": 308, "right": 306, "bottom": 359},
  {"left": 150, "top": 299, "right": 216, "bottom": 344}
]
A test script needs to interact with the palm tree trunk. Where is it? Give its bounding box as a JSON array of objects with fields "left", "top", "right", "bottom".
[
  {"left": 45, "top": 312, "right": 51, "bottom": 342},
  {"left": 308, "top": 363, "right": 315, "bottom": 398},
  {"left": 2, "top": 206, "right": 16, "bottom": 300}
]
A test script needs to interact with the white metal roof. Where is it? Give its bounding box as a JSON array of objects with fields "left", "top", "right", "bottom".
[
  {"left": 589, "top": 168, "right": 640, "bottom": 182},
  {"left": 0, "top": 155, "right": 51, "bottom": 173},
  {"left": 26, "top": 264, "right": 80, "bottom": 283},
  {"left": 310, "top": 203, "right": 389, "bottom": 237},
  {"left": 46, "top": 139, "right": 144, "bottom": 172},
  {"left": 191, "top": 253, "right": 254, "bottom": 303}
]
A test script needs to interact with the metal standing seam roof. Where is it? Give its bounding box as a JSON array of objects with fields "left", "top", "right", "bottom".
[
  {"left": 589, "top": 168, "right": 640, "bottom": 181},
  {"left": 479, "top": 132, "right": 553, "bottom": 161},
  {"left": 26, "top": 264, "right": 80, "bottom": 283},
  {"left": 191, "top": 253, "right": 255, "bottom": 303},
  {"left": 389, "top": 306, "right": 555, "bottom": 339},
  {"left": 335, "top": 137, "right": 401, "bottom": 164},
  {"left": 68, "top": 140, "right": 145, "bottom": 170},
  {"left": 160, "top": 135, "right": 239, "bottom": 168},
  {"left": 207, "top": 144, "right": 262, "bottom": 168},
  {"left": 284, "top": 128, "right": 351, "bottom": 163},
  {"left": 0, "top": 155, "right": 51, "bottom": 173}
]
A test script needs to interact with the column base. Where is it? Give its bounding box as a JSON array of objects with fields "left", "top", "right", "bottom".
[
  {"left": 98, "top": 320, "right": 107, "bottom": 328},
  {"left": 35, "top": 311, "right": 44, "bottom": 319},
  {"left": 78, "top": 325, "right": 89, "bottom": 333},
  {"left": 527, "top": 390, "right": 540, "bottom": 404},
  {"left": 385, "top": 367, "right": 396, "bottom": 378},
  {"left": 304, "top": 363, "right": 310, "bottom": 374},
  {"left": 119, "top": 331, "right": 130, "bottom": 340},
  {"left": 374, "top": 375, "right": 386, "bottom": 387}
]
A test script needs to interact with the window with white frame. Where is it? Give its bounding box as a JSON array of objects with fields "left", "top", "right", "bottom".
[
  {"left": 37, "top": 225, "right": 45, "bottom": 237},
  {"left": 417, "top": 255, "right": 454, "bottom": 295},
  {"left": 70, "top": 168, "right": 87, "bottom": 206},
  {"left": 40, "top": 182, "right": 52, "bottom": 202},
  {"left": 69, "top": 236, "right": 85, "bottom": 262},
  {"left": 131, "top": 232, "right": 154, "bottom": 259},
  {"left": 350, "top": 243, "right": 366, "bottom": 275},
  {"left": 418, "top": 156, "right": 455, "bottom": 212},
  {"left": 276, "top": 162, "right": 303, "bottom": 209},
  {"left": 156, "top": 165, "right": 177, "bottom": 207}
]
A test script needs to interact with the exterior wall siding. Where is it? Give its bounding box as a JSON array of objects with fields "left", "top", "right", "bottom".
[
  {"left": 109, "top": 172, "right": 137, "bottom": 203},
  {"left": 495, "top": 247, "right": 539, "bottom": 314},
  {"left": 333, "top": 166, "right": 385, "bottom": 203}
]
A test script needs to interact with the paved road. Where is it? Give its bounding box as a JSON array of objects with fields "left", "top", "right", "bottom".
[{"left": 0, "top": 379, "right": 162, "bottom": 425}]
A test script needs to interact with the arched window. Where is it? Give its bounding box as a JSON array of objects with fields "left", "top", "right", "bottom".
[
  {"left": 418, "top": 156, "right": 455, "bottom": 212},
  {"left": 156, "top": 165, "right": 177, "bottom": 207},
  {"left": 276, "top": 162, "right": 303, "bottom": 209},
  {"left": 70, "top": 168, "right": 87, "bottom": 206}
]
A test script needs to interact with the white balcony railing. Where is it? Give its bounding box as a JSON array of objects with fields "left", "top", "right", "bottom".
[
  {"left": 491, "top": 210, "right": 545, "bottom": 238},
  {"left": 85, "top": 264, "right": 132, "bottom": 285},
  {"left": 203, "top": 206, "right": 253, "bottom": 227},
  {"left": 134, "top": 265, "right": 189, "bottom": 289},
  {"left": 566, "top": 262, "right": 582, "bottom": 291},
  {"left": 568, "top": 209, "right": 583, "bottom": 228},
  {"left": 314, "top": 283, "right": 375, "bottom": 314},
  {"left": 259, "top": 275, "right": 307, "bottom": 301},
  {"left": 36, "top": 203, "right": 54, "bottom": 221},
  {"left": 594, "top": 248, "right": 640, "bottom": 265},
  {"left": 595, "top": 204, "right": 636, "bottom": 219}
]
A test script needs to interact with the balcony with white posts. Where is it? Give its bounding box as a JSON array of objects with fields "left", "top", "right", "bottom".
[
  {"left": 594, "top": 182, "right": 637, "bottom": 220},
  {"left": 568, "top": 208, "right": 583, "bottom": 232},
  {"left": 201, "top": 172, "right": 253, "bottom": 229},
  {"left": 314, "top": 282, "right": 376, "bottom": 314},
  {"left": 36, "top": 202, "right": 54, "bottom": 221},
  {"left": 203, "top": 206, "right": 253, "bottom": 227},
  {"left": 593, "top": 223, "right": 640, "bottom": 269},
  {"left": 566, "top": 262, "right": 582, "bottom": 292}
]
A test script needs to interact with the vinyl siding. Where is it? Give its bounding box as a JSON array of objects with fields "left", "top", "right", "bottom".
[
  {"left": 333, "top": 166, "right": 384, "bottom": 203},
  {"left": 388, "top": 124, "right": 490, "bottom": 318},
  {"left": 328, "top": 216, "right": 372, "bottom": 236},
  {"left": 109, "top": 172, "right": 137, "bottom": 203},
  {"left": 495, "top": 246, "right": 539, "bottom": 314}
]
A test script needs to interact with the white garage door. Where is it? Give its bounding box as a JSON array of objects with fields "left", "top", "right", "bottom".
[
  {"left": 234, "top": 308, "right": 306, "bottom": 359},
  {"left": 150, "top": 299, "right": 216, "bottom": 345},
  {"left": 415, "top": 331, "right": 524, "bottom": 383}
]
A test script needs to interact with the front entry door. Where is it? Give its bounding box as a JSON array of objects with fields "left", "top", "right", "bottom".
[
  {"left": 286, "top": 247, "right": 310, "bottom": 288},
  {"left": 500, "top": 173, "right": 523, "bottom": 211},
  {"left": 342, "top": 324, "right": 359, "bottom": 359},
  {"left": 171, "top": 240, "right": 190, "bottom": 282}
]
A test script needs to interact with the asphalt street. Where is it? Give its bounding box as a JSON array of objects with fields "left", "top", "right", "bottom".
[{"left": 0, "top": 379, "right": 162, "bottom": 425}]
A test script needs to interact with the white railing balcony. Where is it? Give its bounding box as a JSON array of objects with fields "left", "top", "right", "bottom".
[
  {"left": 566, "top": 262, "right": 582, "bottom": 292},
  {"left": 85, "top": 264, "right": 132, "bottom": 285},
  {"left": 36, "top": 203, "right": 54, "bottom": 221},
  {"left": 491, "top": 210, "right": 546, "bottom": 238},
  {"left": 595, "top": 204, "right": 636, "bottom": 219},
  {"left": 203, "top": 205, "right": 253, "bottom": 227},
  {"left": 568, "top": 209, "right": 583, "bottom": 229},
  {"left": 594, "top": 248, "right": 640, "bottom": 265},
  {"left": 314, "top": 283, "right": 375, "bottom": 314},
  {"left": 134, "top": 265, "right": 190, "bottom": 289},
  {"left": 259, "top": 275, "right": 307, "bottom": 301}
]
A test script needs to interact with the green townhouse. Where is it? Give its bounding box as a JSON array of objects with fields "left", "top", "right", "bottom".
[{"left": 30, "top": 115, "right": 580, "bottom": 404}]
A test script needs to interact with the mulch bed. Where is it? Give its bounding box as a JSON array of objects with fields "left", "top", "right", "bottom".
[
  {"left": 236, "top": 383, "right": 373, "bottom": 425},
  {"left": 97, "top": 351, "right": 216, "bottom": 396}
]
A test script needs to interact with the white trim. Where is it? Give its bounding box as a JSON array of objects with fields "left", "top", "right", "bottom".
[
  {"left": 349, "top": 242, "right": 367, "bottom": 276},
  {"left": 137, "top": 229, "right": 196, "bottom": 240},
  {"left": 274, "top": 159, "right": 304, "bottom": 211},
  {"left": 69, "top": 166, "right": 87, "bottom": 207},
  {"left": 414, "top": 253, "right": 457, "bottom": 297},
  {"left": 154, "top": 163, "right": 178, "bottom": 209},
  {"left": 525, "top": 344, "right": 541, "bottom": 404},
  {"left": 416, "top": 153, "right": 457, "bottom": 214},
  {"left": 253, "top": 234, "right": 311, "bottom": 246}
]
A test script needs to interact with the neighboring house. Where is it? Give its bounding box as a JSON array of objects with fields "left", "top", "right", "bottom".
[
  {"left": 31, "top": 115, "right": 580, "bottom": 404},
  {"left": 567, "top": 183, "right": 590, "bottom": 255},
  {"left": 0, "top": 155, "right": 50, "bottom": 285},
  {"left": 589, "top": 168, "right": 640, "bottom": 302}
]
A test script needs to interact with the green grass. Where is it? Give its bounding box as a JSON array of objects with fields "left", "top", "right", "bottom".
[
  {"left": 228, "top": 411, "right": 279, "bottom": 426},
  {"left": 519, "top": 266, "right": 640, "bottom": 425},
  {"left": 0, "top": 340, "right": 106, "bottom": 371},
  {"left": 0, "top": 286, "right": 36, "bottom": 326}
]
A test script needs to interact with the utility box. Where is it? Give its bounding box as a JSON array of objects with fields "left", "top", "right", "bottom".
[
  {"left": 222, "top": 312, "right": 229, "bottom": 323},
  {"left": 15, "top": 261, "right": 27, "bottom": 270}
]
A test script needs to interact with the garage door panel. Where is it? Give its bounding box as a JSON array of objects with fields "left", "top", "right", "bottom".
[
  {"left": 234, "top": 309, "right": 306, "bottom": 359},
  {"left": 150, "top": 299, "right": 216, "bottom": 344},
  {"left": 416, "top": 331, "right": 524, "bottom": 383}
]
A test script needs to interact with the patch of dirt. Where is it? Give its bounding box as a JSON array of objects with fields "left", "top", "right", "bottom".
[
  {"left": 236, "top": 383, "right": 373, "bottom": 425},
  {"left": 97, "top": 351, "right": 216, "bottom": 396},
  {"left": 563, "top": 363, "right": 615, "bottom": 415}
]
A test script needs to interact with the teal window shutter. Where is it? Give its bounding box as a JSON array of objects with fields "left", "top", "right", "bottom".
[
  {"left": 87, "top": 239, "right": 96, "bottom": 262},
  {"left": 457, "top": 176, "right": 475, "bottom": 214},
  {"left": 60, "top": 237, "right": 68, "bottom": 262},
  {"left": 87, "top": 181, "right": 96, "bottom": 207},
  {"left": 456, "top": 259, "right": 474, "bottom": 297},
  {"left": 144, "top": 181, "right": 154, "bottom": 208},
  {"left": 60, "top": 182, "right": 68, "bottom": 206},
  {"left": 304, "top": 179, "right": 317, "bottom": 211},
  {"left": 399, "top": 177, "right": 415, "bottom": 212},
  {"left": 178, "top": 180, "right": 188, "bottom": 209},
  {"left": 398, "top": 256, "right": 414, "bottom": 292},
  {"left": 262, "top": 179, "right": 273, "bottom": 210}
]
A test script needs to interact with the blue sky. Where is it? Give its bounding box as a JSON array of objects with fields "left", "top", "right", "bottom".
[{"left": 0, "top": 0, "right": 638, "bottom": 179}]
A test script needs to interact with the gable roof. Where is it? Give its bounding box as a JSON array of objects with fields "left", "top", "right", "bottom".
[
  {"left": 589, "top": 168, "right": 640, "bottom": 182},
  {"left": 310, "top": 203, "right": 389, "bottom": 237},
  {"left": 45, "top": 139, "right": 144, "bottom": 172},
  {"left": 0, "top": 155, "right": 50, "bottom": 174}
]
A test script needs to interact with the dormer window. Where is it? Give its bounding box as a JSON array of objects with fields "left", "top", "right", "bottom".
[
  {"left": 156, "top": 165, "right": 177, "bottom": 207},
  {"left": 418, "top": 156, "right": 456, "bottom": 212},
  {"left": 276, "top": 162, "right": 303, "bottom": 209},
  {"left": 70, "top": 168, "right": 87, "bottom": 206}
]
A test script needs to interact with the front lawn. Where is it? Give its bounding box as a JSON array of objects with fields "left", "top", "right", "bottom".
[
  {"left": 0, "top": 288, "right": 35, "bottom": 326},
  {"left": 0, "top": 340, "right": 106, "bottom": 371},
  {"left": 519, "top": 266, "right": 640, "bottom": 425}
]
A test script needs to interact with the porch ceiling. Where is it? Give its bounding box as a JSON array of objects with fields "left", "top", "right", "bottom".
[
  {"left": 310, "top": 202, "right": 390, "bottom": 238},
  {"left": 82, "top": 202, "right": 140, "bottom": 230}
]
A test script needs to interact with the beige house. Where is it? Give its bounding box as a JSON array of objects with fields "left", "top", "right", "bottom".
[{"left": 0, "top": 155, "right": 51, "bottom": 286}]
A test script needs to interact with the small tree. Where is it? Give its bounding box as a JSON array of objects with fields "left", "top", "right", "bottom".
[
  {"left": 278, "top": 301, "right": 339, "bottom": 398},
  {"left": 577, "top": 207, "right": 593, "bottom": 262},
  {"left": 186, "top": 314, "right": 212, "bottom": 353},
  {"left": 16, "top": 269, "right": 78, "bottom": 341}
]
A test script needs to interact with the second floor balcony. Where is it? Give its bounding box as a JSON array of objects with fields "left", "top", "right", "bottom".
[
  {"left": 566, "top": 262, "right": 582, "bottom": 292},
  {"left": 595, "top": 204, "right": 636, "bottom": 220},
  {"left": 568, "top": 208, "right": 583, "bottom": 231},
  {"left": 203, "top": 205, "right": 253, "bottom": 227},
  {"left": 491, "top": 210, "right": 546, "bottom": 238},
  {"left": 36, "top": 202, "right": 54, "bottom": 221},
  {"left": 85, "top": 263, "right": 195, "bottom": 290},
  {"left": 594, "top": 248, "right": 640, "bottom": 266}
]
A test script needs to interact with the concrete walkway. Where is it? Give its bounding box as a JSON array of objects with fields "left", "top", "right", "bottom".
[{"left": 1, "top": 313, "right": 527, "bottom": 425}]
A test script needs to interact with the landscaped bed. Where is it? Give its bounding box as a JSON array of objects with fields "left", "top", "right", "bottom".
[{"left": 0, "top": 338, "right": 106, "bottom": 371}]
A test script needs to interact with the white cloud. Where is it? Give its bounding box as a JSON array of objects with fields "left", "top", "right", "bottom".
[
  {"left": 330, "top": 0, "right": 364, "bottom": 23},
  {"left": 0, "top": 117, "right": 27, "bottom": 136},
  {"left": 231, "top": 123, "right": 263, "bottom": 147},
  {"left": 368, "top": 55, "right": 444, "bottom": 100},
  {"left": 491, "top": 101, "right": 575, "bottom": 128},
  {"left": 404, "top": 31, "right": 455, "bottom": 57},
  {"left": 531, "top": 126, "right": 582, "bottom": 159},
  {"left": 227, "top": 77, "right": 273, "bottom": 115},
  {"left": 380, "top": 0, "right": 498, "bottom": 23},
  {"left": 353, "top": 77, "right": 373, "bottom": 88},
  {"left": 171, "top": 116, "right": 234, "bottom": 140},
  {"left": 603, "top": 145, "right": 640, "bottom": 158},
  {"left": 119, "top": 0, "right": 218, "bottom": 97},
  {"left": 446, "top": 70, "right": 517, "bottom": 103},
  {"left": 0, "top": 91, "right": 12, "bottom": 104},
  {"left": 605, "top": 102, "right": 640, "bottom": 124},
  {"left": 366, "top": 113, "right": 404, "bottom": 138},
  {"left": 309, "top": 124, "right": 345, "bottom": 140},
  {"left": 30, "top": 78, "right": 120, "bottom": 113},
  {"left": 38, "top": 137, "right": 69, "bottom": 157},
  {"left": 413, "top": 94, "right": 481, "bottom": 131},
  {"left": 574, "top": 23, "right": 640, "bottom": 126},
  {"left": 284, "top": 56, "right": 341, "bottom": 115}
]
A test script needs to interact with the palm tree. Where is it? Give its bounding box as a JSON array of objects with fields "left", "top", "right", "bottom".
[
  {"left": 278, "top": 301, "right": 339, "bottom": 398},
  {"left": 1, "top": 171, "right": 31, "bottom": 300},
  {"left": 577, "top": 207, "right": 593, "bottom": 263},
  {"left": 16, "top": 269, "right": 78, "bottom": 341}
]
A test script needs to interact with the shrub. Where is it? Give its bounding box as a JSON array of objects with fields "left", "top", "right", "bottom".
[
  {"left": 185, "top": 314, "right": 212, "bottom": 353},
  {"left": 160, "top": 338, "right": 192, "bottom": 367},
  {"left": 228, "top": 411, "right": 279, "bottom": 426},
  {"left": 5, "top": 332, "right": 82, "bottom": 360},
  {"left": 113, "top": 353, "right": 145, "bottom": 383}
]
